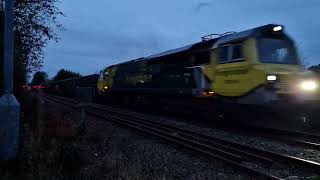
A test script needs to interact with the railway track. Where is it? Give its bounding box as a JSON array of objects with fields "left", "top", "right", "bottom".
[
  {"left": 43, "top": 94, "right": 320, "bottom": 179},
  {"left": 221, "top": 126, "right": 320, "bottom": 151},
  {"left": 45, "top": 93, "right": 320, "bottom": 150}
]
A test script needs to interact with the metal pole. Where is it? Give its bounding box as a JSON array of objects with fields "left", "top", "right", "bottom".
[
  {"left": 3, "top": 0, "right": 14, "bottom": 94},
  {"left": 0, "top": 0, "right": 20, "bottom": 160}
]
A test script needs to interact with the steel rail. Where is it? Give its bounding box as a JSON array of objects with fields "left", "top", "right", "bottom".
[
  {"left": 85, "top": 109, "right": 281, "bottom": 180},
  {"left": 43, "top": 94, "right": 320, "bottom": 178},
  {"left": 45, "top": 94, "right": 320, "bottom": 171},
  {"left": 87, "top": 104, "right": 320, "bottom": 173},
  {"left": 43, "top": 94, "right": 281, "bottom": 179},
  {"left": 220, "top": 126, "right": 320, "bottom": 150}
]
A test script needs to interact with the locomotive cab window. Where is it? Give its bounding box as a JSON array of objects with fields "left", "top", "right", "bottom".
[
  {"left": 231, "top": 45, "right": 243, "bottom": 60},
  {"left": 218, "top": 44, "right": 244, "bottom": 64},
  {"left": 103, "top": 70, "right": 109, "bottom": 79},
  {"left": 257, "top": 38, "right": 299, "bottom": 65},
  {"left": 218, "top": 46, "right": 229, "bottom": 63},
  {"left": 99, "top": 71, "right": 104, "bottom": 79}
]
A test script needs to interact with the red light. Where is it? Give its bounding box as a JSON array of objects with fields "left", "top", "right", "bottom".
[
  {"left": 202, "top": 90, "right": 215, "bottom": 97},
  {"left": 32, "top": 85, "right": 48, "bottom": 89}
]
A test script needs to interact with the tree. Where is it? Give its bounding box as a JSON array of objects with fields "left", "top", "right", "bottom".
[
  {"left": 0, "top": 0, "right": 64, "bottom": 96},
  {"left": 52, "top": 69, "right": 81, "bottom": 81},
  {"left": 31, "top": 71, "right": 48, "bottom": 85},
  {"left": 308, "top": 64, "right": 320, "bottom": 75}
]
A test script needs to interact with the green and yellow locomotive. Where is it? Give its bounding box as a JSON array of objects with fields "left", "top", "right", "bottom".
[{"left": 98, "top": 24, "right": 319, "bottom": 110}]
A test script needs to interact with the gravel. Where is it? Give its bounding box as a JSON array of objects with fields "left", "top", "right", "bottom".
[
  {"left": 80, "top": 118, "right": 252, "bottom": 180},
  {"left": 98, "top": 105, "right": 320, "bottom": 178},
  {"left": 43, "top": 96, "right": 255, "bottom": 180},
  {"left": 43, "top": 95, "right": 320, "bottom": 179},
  {"left": 151, "top": 115, "right": 320, "bottom": 163}
]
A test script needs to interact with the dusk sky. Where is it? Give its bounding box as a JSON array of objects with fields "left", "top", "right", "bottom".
[{"left": 43, "top": 0, "right": 320, "bottom": 77}]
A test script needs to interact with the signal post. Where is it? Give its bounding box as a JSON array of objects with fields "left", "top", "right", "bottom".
[{"left": 0, "top": 0, "right": 20, "bottom": 160}]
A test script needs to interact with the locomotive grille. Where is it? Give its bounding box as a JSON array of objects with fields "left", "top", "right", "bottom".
[{"left": 277, "top": 75, "right": 294, "bottom": 92}]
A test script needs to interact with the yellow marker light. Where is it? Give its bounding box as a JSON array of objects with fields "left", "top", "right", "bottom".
[
  {"left": 267, "top": 75, "right": 277, "bottom": 81},
  {"left": 300, "top": 81, "right": 318, "bottom": 91},
  {"left": 273, "top": 26, "right": 282, "bottom": 32}
]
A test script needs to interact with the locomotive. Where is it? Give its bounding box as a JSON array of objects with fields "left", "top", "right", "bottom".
[
  {"left": 97, "top": 24, "right": 319, "bottom": 108},
  {"left": 95, "top": 24, "right": 320, "bottom": 126},
  {"left": 47, "top": 24, "right": 320, "bottom": 126}
]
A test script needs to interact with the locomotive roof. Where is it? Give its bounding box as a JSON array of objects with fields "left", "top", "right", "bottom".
[
  {"left": 214, "top": 24, "right": 285, "bottom": 46},
  {"left": 109, "top": 24, "right": 284, "bottom": 68},
  {"left": 147, "top": 37, "right": 221, "bottom": 60},
  {"left": 146, "top": 24, "right": 283, "bottom": 60},
  {"left": 147, "top": 44, "right": 194, "bottom": 59},
  {"left": 46, "top": 74, "right": 99, "bottom": 85}
]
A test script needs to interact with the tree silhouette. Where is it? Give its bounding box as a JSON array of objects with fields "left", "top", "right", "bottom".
[
  {"left": 52, "top": 69, "right": 81, "bottom": 81},
  {"left": 308, "top": 64, "right": 320, "bottom": 75},
  {"left": 0, "top": 1, "right": 64, "bottom": 96},
  {"left": 31, "top": 71, "right": 48, "bottom": 85}
]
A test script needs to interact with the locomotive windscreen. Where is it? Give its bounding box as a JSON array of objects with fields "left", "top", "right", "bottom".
[{"left": 257, "top": 38, "right": 299, "bottom": 65}]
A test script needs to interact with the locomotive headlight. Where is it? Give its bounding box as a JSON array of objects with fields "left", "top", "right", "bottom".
[
  {"left": 300, "top": 81, "right": 318, "bottom": 91},
  {"left": 273, "top": 26, "right": 282, "bottom": 32},
  {"left": 267, "top": 75, "right": 277, "bottom": 81},
  {"left": 104, "top": 86, "right": 108, "bottom": 89}
]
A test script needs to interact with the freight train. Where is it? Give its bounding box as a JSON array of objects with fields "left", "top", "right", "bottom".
[{"left": 46, "top": 24, "right": 320, "bottom": 127}]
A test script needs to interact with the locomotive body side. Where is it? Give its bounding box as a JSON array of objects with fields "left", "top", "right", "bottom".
[{"left": 97, "top": 24, "right": 320, "bottom": 107}]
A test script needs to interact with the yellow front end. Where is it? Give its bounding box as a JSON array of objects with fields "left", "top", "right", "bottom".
[
  {"left": 201, "top": 32, "right": 320, "bottom": 127},
  {"left": 97, "top": 66, "right": 117, "bottom": 93},
  {"left": 205, "top": 39, "right": 268, "bottom": 97},
  {"left": 203, "top": 37, "right": 320, "bottom": 104}
]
